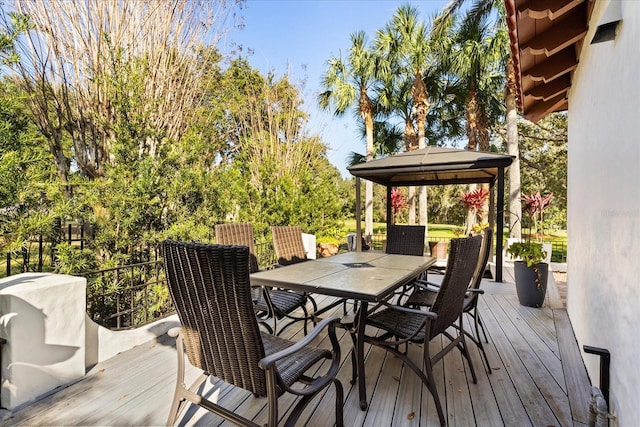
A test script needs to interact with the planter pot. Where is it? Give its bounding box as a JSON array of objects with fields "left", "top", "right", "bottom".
[
  {"left": 513, "top": 261, "right": 549, "bottom": 307},
  {"left": 429, "top": 241, "right": 448, "bottom": 259}
]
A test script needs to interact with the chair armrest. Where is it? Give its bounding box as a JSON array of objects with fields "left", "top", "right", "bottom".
[
  {"left": 260, "top": 316, "right": 342, "bottom": 398},
  {"left": 377, "top": 301, "right": 438, "bottom": 320},
  {"left": 259, "top": 316, "right": 340, "bottom": 369},
  {"left": 168, "top": 327, "right": 182, "bottom": 338},
  {"left": 414, "top": 279, "right": 441, "bottom": 292}
]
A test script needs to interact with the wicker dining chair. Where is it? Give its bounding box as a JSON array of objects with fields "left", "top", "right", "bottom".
[
  {"left": 350, "top": 235, "right": 482, "bottom": 426},
  {"left": 405, "top": 228, "right": 494, "bottom": 373},
  {"left": 271, "top": 225, "right": 311, "bottom": 266},
  {"left": 270, "top": 225, "right": 319, "bottom": 319},
  {"left": 271, "top": 225, "right": 349, "bottom": 315},
  {"left": 215, "top": 223, "right": 315, "bottom": 336},
  {"left": 385, "top": 224, "right": 426, "bottom": 302},
  {"left": 162, "top": 241, "right": 344, "bottom": 427},
  {"left": 385, "top": 224, "right": 426, "bottom": 256}
]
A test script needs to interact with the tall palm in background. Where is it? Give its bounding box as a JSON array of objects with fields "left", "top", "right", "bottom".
[
  {"left": 448, "top": 11, "right": 504, "bottom": 152},
  {"left": 449, "top": 10, "right": 505, "bottom": 227},
  {"left": 376, "top": 5, "right": 436, "bottom": 234},
  {"left": 438, "top": 0, "right": 522, "bottom": 237},
  {"left": 375, "top": 68, "right": 420, "bottom": 224},
  {"left": 318, "top": 31, "right": 378, "bottom": 238}
]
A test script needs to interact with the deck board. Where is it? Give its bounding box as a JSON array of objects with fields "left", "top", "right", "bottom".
[
  {"left": 554, "top": 309, "right": 592, "bottom": 425},
  {"left": 0, "top": 278, "right": 591, "bottom": 427}
]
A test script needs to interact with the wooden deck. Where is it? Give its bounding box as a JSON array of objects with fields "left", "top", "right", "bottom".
[{"left": 0, "top": 274, "right": 591, "bottom": 426}]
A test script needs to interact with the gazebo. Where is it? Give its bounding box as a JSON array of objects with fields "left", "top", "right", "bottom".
[{"left": 348, "top": 146, "right": 514, "bottom": 282}]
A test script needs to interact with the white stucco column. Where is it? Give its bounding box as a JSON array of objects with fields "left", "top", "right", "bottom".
[{"left": 0, "top": 273, "right": 86, "bottom": 409}]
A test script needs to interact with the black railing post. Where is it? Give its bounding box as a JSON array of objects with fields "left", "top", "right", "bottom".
[
  {"left": 21, "top": 245, "right": 28, "bottom": 273},
  {"left": 6, "top": 253, "right": 10, "bottom": 277},
  {"left": 38, "top": 235, "right": 43, "bottom": 272},
  {"left": 584, "top": 345, "right": 611, "bottom": 408}
]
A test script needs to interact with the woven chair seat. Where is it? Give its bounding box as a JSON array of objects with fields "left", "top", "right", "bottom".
[
  {"left": 406, "top": 288, "right": 476, "bottom": 310},
  {"left": 367, "top": 308, "right": 428, "bottom": 342},
  {"left": 256, "top": 289, "right": 307, "bottom": 317},
  {"left": 405, "top": 286, "right": 437, "bottom": 307},
  {"left": 216, "top": 223, "right": 315, "bottom": 335},
  {"left": 261, "top": 332, "right": 332, "bottom": 391}
]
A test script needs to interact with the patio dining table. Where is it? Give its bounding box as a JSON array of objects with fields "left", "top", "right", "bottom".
[{"left": 250, "top": 251, "right": 435, "bottom": 410}]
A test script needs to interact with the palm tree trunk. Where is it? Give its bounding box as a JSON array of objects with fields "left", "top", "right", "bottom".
[
  {"left": 506, "top": 60, "right": 522, "bottom": 238},
  {"left": 408, "top": 187, "right": 416, "bottom": 224},
  {"left": 364, "top": 110, "right": 375, "bottom": 238}
]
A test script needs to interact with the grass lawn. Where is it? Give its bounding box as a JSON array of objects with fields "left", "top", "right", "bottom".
[
  {"left": 342, "top": 220, "right": 567, "bottom": 262},
  {"left": 343, "top": 220, "right": 466, "bottom": 238},
  {"left": 344, "top": 219, "right": 566, "bottom": 239}
]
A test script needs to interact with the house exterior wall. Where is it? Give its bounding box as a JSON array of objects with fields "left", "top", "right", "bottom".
[{"left": 567, "top": 1, "right": 640, "bottom": 424}]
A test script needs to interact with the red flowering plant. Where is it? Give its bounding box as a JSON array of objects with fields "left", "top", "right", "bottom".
[
  {"left": 460, "top": 187, "right": 489, "bottom": 235},
  {"left": 522, "top": 191, "right": 553, "bottom": 239},
  {"left": 390, "top": 187, "right": 407, "bottom": 223},
  {"left": 507, "top": 191, "right": 553, "bottom": 266}
]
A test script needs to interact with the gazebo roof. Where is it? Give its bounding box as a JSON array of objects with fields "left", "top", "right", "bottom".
[{"left": 347, "top": 146, "right": 514, "bottom": 187}]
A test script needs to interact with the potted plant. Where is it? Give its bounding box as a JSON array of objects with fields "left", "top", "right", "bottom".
[{"left": 507, "top": 191, "right": 553, "bottom": 307}]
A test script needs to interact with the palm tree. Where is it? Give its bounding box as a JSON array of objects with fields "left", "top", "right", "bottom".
[
  {"left": 375, "top": 69, "right": 420, "bottom": 224},
  {"left": 449, "top": 11, "right": 504, "bottom": 152},
  {"left": 449, "top": 10, "right": 505, "bottom": 228},
  {"left": 318, "top": 31, "right": 378, "bottom": 238},
  {"left": 437, "top": 0, "right": 522, "bottom": 237},
  {"left": 376, "top": 5, "right": 436, "bottom": 232}
]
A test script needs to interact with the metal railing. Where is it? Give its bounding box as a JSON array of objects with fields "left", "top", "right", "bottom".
[
  {"left": 72, "top": 233, "right": 568, "bottom": 331},
  {"left": 83, "top": 241, "right": 279, "bottom": 330},
  {"left": 84, "top": 260, "right": 171, "bottom": 330}
]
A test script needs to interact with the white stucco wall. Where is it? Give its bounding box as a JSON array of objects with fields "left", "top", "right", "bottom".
[
  {"left": 0, "top": 273, "right": 86, "bottom": 410},
  {"left": 567, "top": 2, "right": 640, "bottom": 424},
  {"left": 84, "top": 314, "right": 179, "bottom": 368}
]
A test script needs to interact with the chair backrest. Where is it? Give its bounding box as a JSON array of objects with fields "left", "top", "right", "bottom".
[
  {"left": 162, "top": 240, "right": 268, "bottom": 396},
  {"left": 429, "top": 235, "right": 482, "bottom": 337},
  {"left": 470, "top": 228, "right": 493, "bottom": 291},
  {"left": 215, "top": 223, "right": 260, "bottom": 273},
  {"left": 271, "top": 226, "right": 308, "bottom": 266},
  {"left": 385, "top": 225, "right": 426, "bottom": 256}
]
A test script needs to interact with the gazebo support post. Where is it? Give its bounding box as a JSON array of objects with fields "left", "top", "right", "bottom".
[
  {"left": 496, "top": 167, "right": 505, "bottom": 282},
  {"left": 386, "top": 186, "right": 393, "bottom": 228},
  {"left": 489, "top": 178, "right": 496, "bottom": 255},
  {"left": 356, "top": 177, "right": 362, "bottom": 252}
]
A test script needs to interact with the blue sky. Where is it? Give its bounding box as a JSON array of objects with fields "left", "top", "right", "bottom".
[{"left": 223, "top": 0, "right": 450, "bottom": 177}]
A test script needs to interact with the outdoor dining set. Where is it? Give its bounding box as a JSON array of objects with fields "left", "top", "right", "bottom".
[{"left": 161, "top": 223, "right": 493, "bottom": 427}]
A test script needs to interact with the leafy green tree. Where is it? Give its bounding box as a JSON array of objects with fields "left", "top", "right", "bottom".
[
  {"left": 188, "top": 59, "right": 348, "bottom": 242},
  {"left": 0, "top": 78, "right": 63, "bottom": 269},
  {"left": 517, "top": 113, "right": 567, "bottom": 229},
  {"left": 6, "top": 0, "right": 242, "bottom": 187}
]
